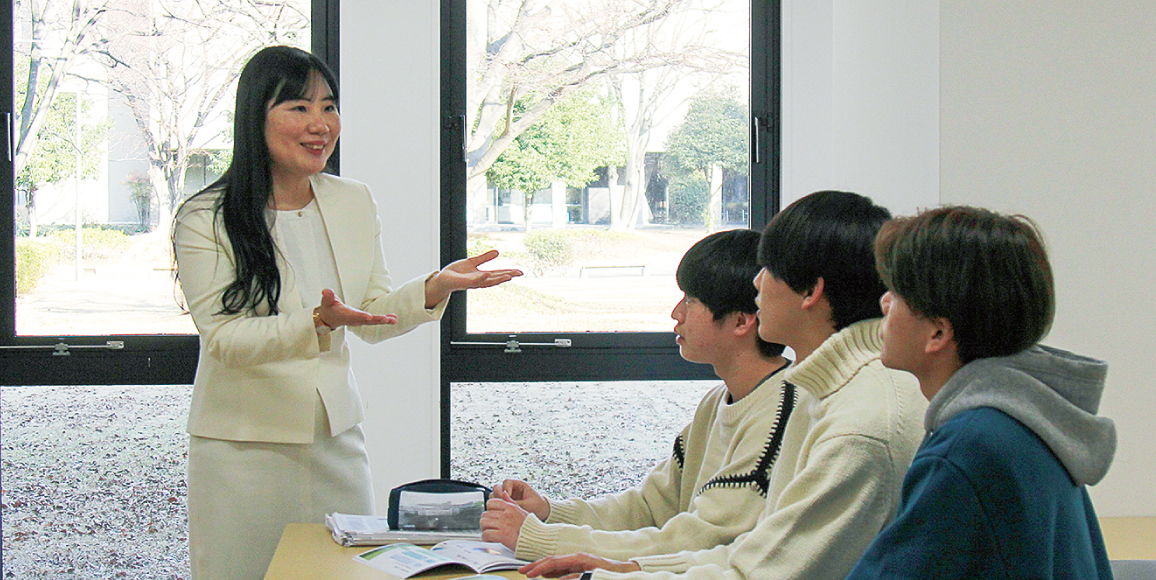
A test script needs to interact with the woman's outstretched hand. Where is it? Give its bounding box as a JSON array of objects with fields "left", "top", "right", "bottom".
[
  {"left": 316, "top": 288, "right": 398, "bottom": 329},
  {"left": 425, "top": 250, "right": 523, "bottom": 308}
]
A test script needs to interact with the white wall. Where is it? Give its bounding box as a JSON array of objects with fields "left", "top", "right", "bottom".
[
  {"left": 337, "top": 0, "right": 1155, "bottom": 517},
  {"left": 940, "top": 0, "right": 1156, "bottom": 516},
  {"left": 341, "top": 1, "right": 443, "bottom": 513},
  {"left": 782, "top": 0, "right": 940, "bottom": 214}
]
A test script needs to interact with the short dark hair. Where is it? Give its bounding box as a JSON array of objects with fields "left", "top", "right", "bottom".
[
  {"left": 874, "top": 206, "right": 1055, "bottom": 364},
  {"left": 677, "top": 229, "right": 785, "bottom": 358},
  {"left": 757, "top": 191, "right": 891, "bottom": 330}
]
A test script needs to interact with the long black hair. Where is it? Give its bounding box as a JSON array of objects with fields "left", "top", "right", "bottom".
[{"left": 178, "top": 46, "right": 339, "bottom": 316}]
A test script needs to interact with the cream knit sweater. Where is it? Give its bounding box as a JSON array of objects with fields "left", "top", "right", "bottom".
[
  {"left": 515, "top": 368, "right": 794, "bottom": 561},
  {"left": 593, "top": 319, "right": 926, "bottom": 580}
]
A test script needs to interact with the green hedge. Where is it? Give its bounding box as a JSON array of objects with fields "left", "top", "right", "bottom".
[
  {"left": 467, "top": 238, "right": 498, "bottom": 257},
  {"left": 522, "top": 229, "right": 638, "bottom": 276},
  {"left": 46, "top": 226, "right": 133, "bottom": 260},
  {"left": 15, "top": 238, "right": 62, "bottom": 296},
  {"left": 667, "top": 173, "right": 709, "bottom": 225},
  {"left": 523, "top": 231, "right": 576, "bottom": 275}
]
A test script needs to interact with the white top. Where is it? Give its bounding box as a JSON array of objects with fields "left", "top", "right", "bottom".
[
  {"left": 273, "top": 199, "right": 341, "bottom": 362},
  {"left": 272, "top": 199, "right": 341, "bottom": 305}
]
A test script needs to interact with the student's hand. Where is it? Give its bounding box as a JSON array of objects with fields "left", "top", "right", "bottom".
[
  {"left": 495, "top": 479, "right": 550, "bottom": 520},
  {"left": 317, "top": 289, "right": 397, "bottom": 329},
  {"left": 479, "top": 489, "right": 530, "bottom": 550},
  {"left": 518, "top": 554, "right": 642, "bottom": 578},
  {"left": 424, "top": 250, "right": 524, "bottom": 308}
]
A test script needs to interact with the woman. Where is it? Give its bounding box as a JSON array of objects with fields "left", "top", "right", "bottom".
[{"left": 173, "top": 45, "right": 521, "bottom": 580}]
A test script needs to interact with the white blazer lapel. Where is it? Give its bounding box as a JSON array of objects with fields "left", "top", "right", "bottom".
[{"left": 311, "top": 173, "right": 375, "bottom": 306}]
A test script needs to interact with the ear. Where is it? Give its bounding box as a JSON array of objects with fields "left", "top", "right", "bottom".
[
  {"left": 924, "top": 316, "right": 956, "bottom": 355},
  {"left": 801, "top": 277, "right": 826, "bottom": 310},
  {"left": 731, "top": 311, "right": 759, "bottom": 337}
]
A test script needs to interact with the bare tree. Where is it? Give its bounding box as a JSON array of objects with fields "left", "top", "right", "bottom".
[
  {"left": 465, "top": 0, "right": 744, "bottom": 227},
  {"left": 15, "top": 0, "right": 310, "bottom": 234},
  {"left": 13, "top": 0, "right": 115, "bottom": 201},
  {"left": 604, "top": 0, "right": 742, "bottom": 229},
  {"left": 16, "top": 90, "right": 109, "bottom": 237},
  {"left": 93, "top": 0, "right": 309, "bottom": 232}
]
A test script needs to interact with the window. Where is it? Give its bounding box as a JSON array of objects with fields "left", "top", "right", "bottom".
[
  {"left": 2, "top": 0, "right": 338, "bottom": 385},
  {"left": 451, "top": 380, "right": 712, "bottom": 498},
  {"left": 441, "top": 0, "right": 780, "bottom": 474},
  {"left": 2, "top": 2, "right": 336, "bottom": 575}
]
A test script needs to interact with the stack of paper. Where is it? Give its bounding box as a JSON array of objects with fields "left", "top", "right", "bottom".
[{"left": 325, "top": 513, "right": 483, "bottom": 547}]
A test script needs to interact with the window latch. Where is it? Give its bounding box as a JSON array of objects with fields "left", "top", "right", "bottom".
[
  {"left": 449, "top": 336, "right": 572, "bottom": 354},
  {"left": 0, "top": 340, "right": 125, "bottom": 356}
]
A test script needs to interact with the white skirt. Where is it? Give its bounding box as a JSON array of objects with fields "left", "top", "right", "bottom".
[{"left": 187, "top": 392, "right": 373, "bottom": 580}]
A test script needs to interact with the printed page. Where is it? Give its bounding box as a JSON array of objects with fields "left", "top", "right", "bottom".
[
  {"left": 354, "top": 543, "right": 462, "bottom": 578},
  {"left": 429, "top": 540, "right": 526, "bottom": 572}
]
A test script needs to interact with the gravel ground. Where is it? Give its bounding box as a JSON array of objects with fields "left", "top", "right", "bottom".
[
  {"left": 1, "top": 385, "right": 192, "bottom": 580},
  {"left": 451, "top": 381, "right": 710, "bottom": 499},
  {"left": 1, "top": 381, "right": 709, "bottom": 579}
]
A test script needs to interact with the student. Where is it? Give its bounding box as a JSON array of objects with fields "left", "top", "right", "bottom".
[
  {"left": 844, "top": 206, "right": 1115, "bottom": 579},
  {"left": 519, "top": 190, "right": 926, "bottom": 580},
  {"left": 481, "top": 229, "right": 792, "bottom": 561}
]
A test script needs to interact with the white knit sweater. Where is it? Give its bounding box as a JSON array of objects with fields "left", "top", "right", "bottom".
[
  {"left": 515, "top": 368, "right": 794, "bottom": 561},
  {"left": 594, "top": 319, "right": 927, "bottom": 580}
]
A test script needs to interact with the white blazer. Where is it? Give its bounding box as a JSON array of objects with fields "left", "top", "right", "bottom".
[{"left": 174, "top": 173, "right": 444, "bottom": 444}]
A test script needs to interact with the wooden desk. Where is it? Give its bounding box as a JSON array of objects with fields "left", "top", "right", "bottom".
[
  {"left": 264, "top": 523, "right": 527, "bottom": 580},
  {"left": 268, "top": 518, "right": 1156, "bottom": 579},
  {"left": 1098, "top": 517, "right": 1156, "bottom": 560}
]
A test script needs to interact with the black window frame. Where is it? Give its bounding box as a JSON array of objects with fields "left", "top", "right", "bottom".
[
  {"left": 0, "top": 0, "right": 340, "bottom": 386},
  {"left": 439, "top": 0, "right": 781, "bottom": 474}
]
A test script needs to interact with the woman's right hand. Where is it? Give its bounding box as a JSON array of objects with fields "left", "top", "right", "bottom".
[{"left": 316, "top": 288, "right": 397, "bottom": 329}]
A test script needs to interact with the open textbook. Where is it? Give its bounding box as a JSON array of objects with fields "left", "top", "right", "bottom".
[
  {"left": 326, "top": 513, "right": 482, "bottom": 546},
  {"left": 353, "top": 540, "right": 527, "bottom": 578}
]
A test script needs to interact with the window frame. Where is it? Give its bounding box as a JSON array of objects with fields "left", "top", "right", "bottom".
[
  {"left": 0, "top": 0, "right": 340, "bottom": 386},
  {"left": 439, "top": 0, "right": 781, "bottom": 473}
]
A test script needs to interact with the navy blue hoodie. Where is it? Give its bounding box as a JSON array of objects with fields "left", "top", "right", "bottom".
[{"left": 845, "top": 345, "right": 1116, "bottom": 579}]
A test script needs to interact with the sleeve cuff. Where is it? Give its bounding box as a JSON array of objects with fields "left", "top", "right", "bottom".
[
  {"left": 514, "top": 513, "right": 561, "bottom": 561},
  {"left": 422, "top": 271, "right": 449, "bottom": 318},
  {"left": 545, "top": 498, "right": 580, "bottom": 524},
  {"left": 630, "top": 552, "right": 693, "bottom": 573}
]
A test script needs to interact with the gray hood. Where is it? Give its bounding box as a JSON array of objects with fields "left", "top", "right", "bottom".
[{"left": 926, "top": 344, "right": 1115, "bottom": 485}]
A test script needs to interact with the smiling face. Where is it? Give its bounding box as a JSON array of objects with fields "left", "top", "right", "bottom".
[
  {"left": 671, "top": 294, "right": 731, "bottom": 365},
  {"left": 264, "top": 69, "right": 340, "bottom": 183}
]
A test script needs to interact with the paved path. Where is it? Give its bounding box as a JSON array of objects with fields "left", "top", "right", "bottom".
[
  {"left": 16, "top": 227, "right": 701, "bottom": 337},
  {"left": 16, "top": 262, "right": 195, "bottom": 337}
]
